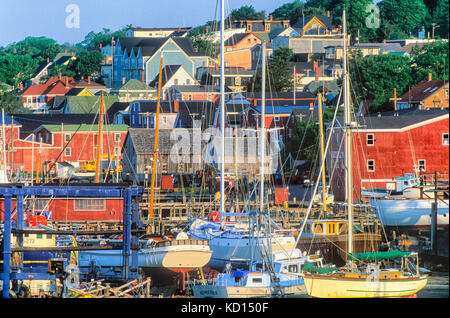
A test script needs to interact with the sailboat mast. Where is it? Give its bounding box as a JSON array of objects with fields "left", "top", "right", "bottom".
[
  {"left": 342, "top": 10, "right": 353, "bottom": 257},
  {"left": 149, "top": 52, "right": 164, "bottom": 222},
  {"left": 95, "top": 93, "right": 104, "bottom": 183},
  {"left": 318, "top": 93, "right": 327, "bottom": 212},
  {"left": 219, "top": 0, "right": 225, "bottom": 218},
  {"left": 259, "top": 41, "right": 266, "bottom": 214}
]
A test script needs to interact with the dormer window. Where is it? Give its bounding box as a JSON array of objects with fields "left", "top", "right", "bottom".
[{"left": 247, "top": 23, "right": 252, "bottom": 32}]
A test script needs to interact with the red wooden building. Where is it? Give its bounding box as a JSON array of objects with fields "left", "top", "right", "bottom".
[
  {"left": 328, "top": 109, "right": 449, "bottom": 201},
  {"left": 0, "top": 197, "right": 124, "bottom": 222},
  {"left": 4, "top": 122, "right": 129, "bottom": 174}
]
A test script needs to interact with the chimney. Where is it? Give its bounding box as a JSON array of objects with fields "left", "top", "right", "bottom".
[
  {"left": 315, "top": 67, "right": 321, "bottom": 82},
  {"left": 269, "top": 14, "right": 273, "bottom": 21},
  {"left": 309, "top": 102, "right": 314, "bottom": 110},
  {"left": 71, "top": 52, "right": 74, "bottom": 57},
  {"left": 88, "top": 76, "right": 91, "bottom": 84},
  {"left": 141, "top": 70, "right": 145, "bottom": 83},
  {"left": 174, "top": 99, "right": 179, "bottom": 112},
  {"left": 100, "top": 43, "right": 102, "bottom": 49},
  {"left": 81, "top": 76, "right": 84, "bottom": 80},
  {"left": 327, "top": 10, "right": 330, "bottom": 17},
  {"left": 65, "top": 49, "right": 67, "bottom": 53},
  {"left": 47, "top": 57, "right": 50, "bottom": 63},
  {"left": 253, "top": 99, "right": 257, "bottom": 106},
  {"left": 428, "top": 73, "right": 432, "bottom": 81},
  {"left": 59, "top": 73, "right": 62, "bottom": 81},
  {"left": 122, "top": 77, "right": 126, "bottom": 85},
  {"left": 20, "top": 83, "right": 23, "bottom": 90},
  {"left": 313, "top": 61, "right": 318, "bottom": 72},
  {"left": 383, "top": 39, "right": 386, "bottom": 44}
]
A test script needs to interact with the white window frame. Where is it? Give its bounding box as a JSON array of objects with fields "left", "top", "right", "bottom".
[
  {"left": 367, "top": 159, "right": 375, "bottom": 172},
  {"left": 114, "top": 133, "right": 121, "bottom": 142},
  {"left": 65, "top": 147, "right": 71, "bottom": 157},
  {"left": 65, "top": 133, "right": 71, "bottom": 143},
  {"left": 418, "top": 159, "right": 426, "bottom": 172},
  {"left": 443, "top": 133, "right": 449, "bottom": 146},
  {"left": 366, "top": 134, "right": 374, "bottom": 146},
  {"left": 162, "top": 116, "right": 168, "bottom": 124}
]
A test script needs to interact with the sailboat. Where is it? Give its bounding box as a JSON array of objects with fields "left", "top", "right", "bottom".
[
  {"left": 77, "top": 54, "right": 212, "bottom": 288},
  {"left": 301, "top": 10, "right": 428, "bottom": 298},
  {"left": 187, "top": 8, "right": 296, "bottom": 271},
  {"left": 191, "top": 26, "right": 320, "bottom": 297}
]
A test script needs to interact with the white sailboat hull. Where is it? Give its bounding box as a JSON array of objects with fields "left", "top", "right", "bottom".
[
  {"left": 303, "top": 274, "right": 428, "bottom": 298},
  {"left": 193, "top": 283, "right": 306, "bottom": 298},
  {"left": 371, "top": 198, "right": 449, "bottom": 227}
]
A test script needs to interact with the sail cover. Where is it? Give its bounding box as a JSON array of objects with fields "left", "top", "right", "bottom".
[{"left": 348, "top": 251, "right": 411, "bottom": 261}]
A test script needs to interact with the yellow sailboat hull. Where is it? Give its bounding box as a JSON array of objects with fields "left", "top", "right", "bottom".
[{"left": 303, "top": 273, "right": 428, "bottom": 298}]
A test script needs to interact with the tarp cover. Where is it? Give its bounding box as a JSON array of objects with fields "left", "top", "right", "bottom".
[
  {"left": 348, "top": 251, "right": 411, "bottom": 261},
  {"left": 302, "top": 261, "right": 341, "bottom": 274}
]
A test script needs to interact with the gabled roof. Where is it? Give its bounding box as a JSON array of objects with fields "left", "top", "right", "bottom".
[
  {"left": 293, "top": 15, "right": 335, "bottom": 30},
  {"left": 398, "top": 79, "right": 448, "bottom": 103},
  {"left": 118, "top": 79, "right": 155, "bottom": 91},
  {"left": 12, "top": 113, "right": 99, "bottom": 139},
  {"left": 150, "top": 65, "right": 184, "bottom": 88},
  {"left": 132, "top": 101, "right": 177, "bottom": 113},
  {"left": 64, "top": 95, "right": 120, "bottom": 114},
  {"left": 224, "top": 32, "right": 262, "bottom": 47},
  {"left": 65, "top": 87, "right": 92, "bottom": 96},
  {"left": 344, "top": 108, "right": 449, "bottom": 131},
  {"left": 125, "top": 128, "right": 201, "bottom": 155},
  {"left": 176, "top": 101, "right": 215, "bottom": 129},
  {"left": 37, "top": 124, "right": 128, "bottom": 133},
  {"left": 117, "top": 36, "right": 206, "bottom": 57}
]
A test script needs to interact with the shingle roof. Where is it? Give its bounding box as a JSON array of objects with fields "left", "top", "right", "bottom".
[
  {"left": 12, "top": 113, "right": 99, "bottom": 139},
  {"left": 345, "top": 108, "right": 449, "bottom": 130},
  {"left": 126, "top": 128, "right": 201, "bottom": 154},
  {"left": 398, "top": 80, "right": 448, "bottom": 103},
  {"left": 118, "top": 36, "right": 205, "bottom": 57},
  {"left": 293, "top": 15, "right": 335, "bottom": 30},
  {"left": 150, "top": 65, "right": 183, "bottom": 88},
  {"left": 118, "top": 79, "right": 155, "bottom": 91},
  {"left": 64, "top": 95, "right": 120, "bottom": 114},
  {"left": 39, "top": 124, "right": 128, "bottom": 133},
  {"left": 176, "top": 101, "right": 215, "bottom": 129}
]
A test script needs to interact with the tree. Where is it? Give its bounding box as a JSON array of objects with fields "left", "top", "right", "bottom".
[
  {"left": 349, "top": 53, "right": 414, "bottom": 113},
  {"left": 247, "top": 47, "right": 294, "bottom": 92},
  {"left": 67, "top": 50, "right": 104, "bottom": 78},
  {"left": 378, "top": 0, "right": 428, "bottom": 38},
  {"left": 0, "top": 54, "right": 38, "bottom": 86},
  {"left": 430, "top": 0, "right": 449, "bottom": 38},
  {"left": 79, "top": 27, "right": 128, "bottom": 48},
  {"left": 410, "top": 40, "right": 449, "bottom": 83},
  {"left": 283, "top": 119, "right": 320, "bottom": 167},
  {"left": 228, "top": 5, "right": 266, "bottom": 21}
]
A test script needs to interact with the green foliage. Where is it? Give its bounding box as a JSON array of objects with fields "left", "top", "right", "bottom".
[
  {"left": 229, "top": 5, "right": 266, "bottom": 21},
  {"left": 0, "top": 54, "right": 38, "bottom": 86},
  {"left": 283, "top": 119, "right": 319, "bottom": 166},
  {"left": 350, "top": 54, "right": 414, "bottom": 113},
  {"left": 67, "top": 50, "right": 104, "bottom": 78},
  {"left": 0, "top": 92, "right": 31, "bottom": 114},
  {"left": 80, "top": 27, "right": 127, "bottom": 48},
  {"left": 410, "top": 40, "right": 449, "bottom": 82},
  {"left": 247, "top": 47, "right": 294, "bottom": 92},
  {"left": 378, "top": 0, "right": 428, "bottom": 38}
]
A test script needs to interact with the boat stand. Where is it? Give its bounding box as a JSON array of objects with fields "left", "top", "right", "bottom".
[{"left": 0, "top": 184, "right": 143, "bottom": 298}]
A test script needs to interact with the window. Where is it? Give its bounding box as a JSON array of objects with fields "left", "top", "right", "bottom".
[
  {"left": 247, "top": 24, "right": 252, "bottom": 32},
  {"left": 366, "top": 134, "right": 374, "bottom": 146},
  {"left": 74, "top": 199, "right": 106, "bottom": 211},
  {"left": 186, "top": 79, "right": 190, "bottom": 85},
  {"left": 65, "top": 133, "right": 71, "bottom": 143},
  {"left": 114, "top": 147, "right": 121, "bottom": 156},
  {"left": 443, "top": 133, "right": 449, "bottom": 145},
  {"left": 162, "top": 116, "right": 168, "bottom": 124},
  {"left": 418, "top": 159, "right": 426, "bottom": 172},
  {"left": 114, "top": 133, "right": 121, "bottom": 142},
  {"left": 367, "top": 159, "right": 375, "bottom": 172},
  {"left": 174, "top": 78, "right": 178, "bottom": 85},
  {"left": 252, "top": 278, "right": 262, "bottom": 284},
  {"left": 65, "top": 147, "right": 71, "bottom": 156},
  {"left": 288, "top": 265, "right": 298, "bottom": 273},
  {"left": 445, "top": 89, "right": 449, "bottom": 99}
]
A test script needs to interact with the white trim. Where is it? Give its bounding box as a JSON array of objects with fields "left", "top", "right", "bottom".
[
  {"left": 418, "top": 159, "right": 426, "bottom": 172},
  {"left": 367, "top": 159, "right": 375, "bottom": 172},
  {"left": 347, "top": 114, "right": 449, "bottom": 133},
  {"left": 361, "top": 178, "right": 395, "bottom": 183},
  {"left": 443, "top": 132, "right": 449, "bottom": 146},
  {"left": 366, "top": 133, "right": 374, "bottom": 146}
]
